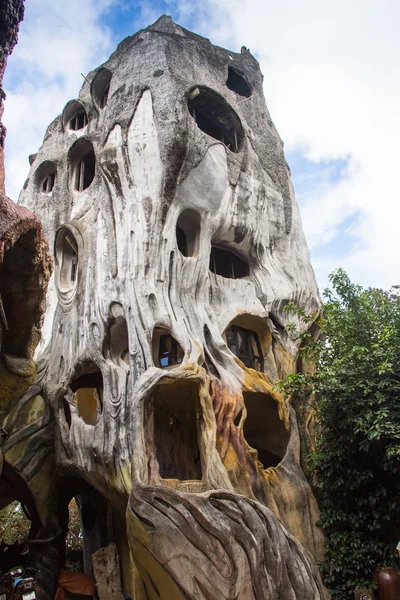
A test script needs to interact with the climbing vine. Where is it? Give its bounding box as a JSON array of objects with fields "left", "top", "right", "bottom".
[{"left": 280, "top": 268, "right": 400, "bottom": 598}]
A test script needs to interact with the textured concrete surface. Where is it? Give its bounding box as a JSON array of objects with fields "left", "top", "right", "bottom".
[{"left": 18, "top": 15, "right": 325, "bottom": 599}]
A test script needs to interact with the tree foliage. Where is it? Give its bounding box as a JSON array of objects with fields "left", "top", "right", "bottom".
[
  {"left": 280, "top": 268, "right": 400, "bottom": 598},
  {"left": 0, "top": 501, "right": 31, "bottom": 544},
  {"left": 0, "top": 499, "right": 82, "bottom": 551}
]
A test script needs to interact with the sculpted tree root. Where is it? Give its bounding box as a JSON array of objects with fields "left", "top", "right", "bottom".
[{"left": 128, "top": 486, "right": 326, "bottom": 600}]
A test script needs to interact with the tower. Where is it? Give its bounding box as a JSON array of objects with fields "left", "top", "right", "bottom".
[{"left": 18, "top": 15, "right": 325, "bottom": 599}]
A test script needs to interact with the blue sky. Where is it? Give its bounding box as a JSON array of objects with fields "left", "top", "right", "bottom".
[{"left": 3, "top": 0, "right": 400, "bottom": 292}]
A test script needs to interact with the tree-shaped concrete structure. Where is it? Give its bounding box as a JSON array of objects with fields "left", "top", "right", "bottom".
[{"left": 13, "top": 15, "right": 327, "bottom": 599}]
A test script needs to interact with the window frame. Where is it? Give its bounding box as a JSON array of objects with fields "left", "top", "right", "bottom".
[
  {"left": 158, "top": 334, "right": 183, "bottom": 368},
  {"left": 209, "top": 245, "right": 249, "bottom": 279},
  {"left": 42, "top": 172, "right": 55, "bottom": 193},
  {"left": 69, "top": 111, "right": 88, "bottom": 131},
  {"left": 225, "top": 324, "right": 264, "bottom": 371}
]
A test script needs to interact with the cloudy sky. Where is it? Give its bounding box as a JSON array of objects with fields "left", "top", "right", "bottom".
[{"left": 3, "top": 0, "right": 399, "bottom": 291}]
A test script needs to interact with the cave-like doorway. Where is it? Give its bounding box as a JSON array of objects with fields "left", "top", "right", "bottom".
[
  {"left": 151, "top": 380, "right": 202, "bottom": 481},
  {"left": 242, "top": 392, "right": 289, "bottom": 469}
]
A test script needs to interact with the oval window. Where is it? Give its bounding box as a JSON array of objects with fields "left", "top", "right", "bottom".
[
  {"left": 63, "top": 100, "right": 88, "bottom": 132},
  {"left": 91, "top": 67, "right": 112, "bottom": 109},
  {"left": 176, "top": 209, "right": 201, "bottom": 257},
  {"left": 68, "top": 138, "right": 96, "bottom": 192},
  {"left": 55, "top": 227, "right": 79, "bottom": 294},
  {"left": 35, "top": 161, "right": 57, "bottom": 195},
  {"left": 188, "top": 86, "right": 244, "bottom": 152}
]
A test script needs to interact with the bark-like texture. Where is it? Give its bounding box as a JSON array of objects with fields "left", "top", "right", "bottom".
[
  {"left": 0, "top": 134, "right": 56, "bottom": 600},
  {"left": 0, "top": 4, "right": 59, "bottom": 598},
  {"left": 92, "top": 543, "right": 124, "bottom": 600},
  {"left": 18, "top": 15, "right": 326, "bottom": 599},
  {"left": 128, "top": 486, "right": 326, "bottom": 600}
]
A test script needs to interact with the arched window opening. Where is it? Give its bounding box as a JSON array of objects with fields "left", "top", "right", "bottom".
[
  {"left": 56, "top": 229, "right": 78, "bottom": 292},
  {"left": 70, "top": 370, "right": 103, "bottom": 426},
  {"left": 153, "top": 328, "right": 184, "bottom": 368},
  {"left": 151, "top": 380, "right": 202, "bottom": 480},
  {"left": 209, "top": 246, "right": 249, "bottom": 279},
  {"left": 188, "top": 86, "right": 243, "bottom": 152},
  {"left": 226, "top": 66, "right": 252, "bottom": 98},
  {"left": 35, "top": 161, "right": 57, "bottom": 195},
  {"left": 73, "top": 153, "right": 95, "bottom": 191},
  {"left": 159, "top": 334, "right": 183, "bottom": 367},
  {"left": 242, "top": 391, "right": 289, "bottom": 469},
  {"left": 106, "top": 315, "right": 129, "bottom": 366},
  {"left": 225, "top": 325, "right": 263, "bottom": 371},
  {"left": 63, "top": 100, "right": 88, "bottom": 132},
  {"left": 176, "top": 209, "right": 201, "bottom": 257},
  {"left": 176, "top": 226, "right": 187, "bottom": 256},
  {"left": 70, "top": 111, "right": 88, "bottom": 131},
  {"left": 100, "top": 86, "right": 109, "bottom": 108},
  {"left": 69, "top": 139, "right": 96, "bottom": 192},
  {"left": 91, "top": 68, "right": 112, "bottom": 109},
  {"left": 42, "top": 172, "right": 55, "bottom": 193}
]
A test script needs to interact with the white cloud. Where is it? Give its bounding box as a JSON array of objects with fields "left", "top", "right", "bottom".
[
  {"left": 189, "top": 0, "right": 400, "bottom": 289},
  {"left": 4, "top": 0, "right": 400, "bottom": 290},
  {"left": 3, "top": 0, "right": 117, "bottom": 200}
]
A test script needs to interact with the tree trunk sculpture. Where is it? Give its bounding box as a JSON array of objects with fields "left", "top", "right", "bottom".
[{"left": 15, "top": 15, "right": 327, "bottom": 599}]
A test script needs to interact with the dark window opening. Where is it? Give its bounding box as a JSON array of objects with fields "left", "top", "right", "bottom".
[
  {"left": 226, "top": 66, "right": 252, "bottom": 97},
  {"left": 176, "top": 226, "right": 188, "bottom": 256},
  {"left": 91, "top": 68, "right": 112, "bottom": 109},
  {"left": 152, "top": 380, "right": 202, "bottom": 480},
  {"left": 242, "top": 391, "right": 289, "bottom": 469},
  {"left": 69, "top": 111, "right": 88, "bottom": 131},
  {"left": 42, "top": 172, "right": 55, "bottom": 193},
  {"left": 35, "top": 161, "right": 57, "bottom": 196},
  {"left": 70, "top": 371, "right": 103, "bottom": 426},
  {"left": 158, "top": 334, "right": 183, "bottom": 368},
  {"left": 176, "top": 209, "right": 201, "bottom": 257},
  {"left": 106, "top": 315, "right": 129, "bottom": 366},
  {"left": 73, "top": 150, "right": 95, "bottom": 191},
  {"left": 209, "top": 246, "right": 249, "bottom": 279},
  {"left": 188, "top": 87, "right": 243, "bottom": 152},
  {"left": 63, "top": 100, "right": 88, "bottom": 133},
  {"left": 58, "top": 229, "right": 78, "bottom": 292},
  {"left": 100, "top": 86, "right": 109, "bottom": 108},
  {"left": 226, "top": 325, "right": 263, "bottom": 371}
]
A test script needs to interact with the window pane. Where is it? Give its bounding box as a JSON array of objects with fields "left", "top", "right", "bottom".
[
  {"left": 158, "top": 334, "right": 182, "bottom": 367},
  {"left": 209, "top": 246, "right": 249, "bottom": 279},
  {"left": 226, "top": 328, "right": 237, "bottom": 355},
  {"left": 236, "top": 329, "right": 251, "bottom": 358}
]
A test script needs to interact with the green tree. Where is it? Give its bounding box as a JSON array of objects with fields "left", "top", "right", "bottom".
[
  {"left": 0, "top": 499, "right": 82, "bottom": 552},
  {"left": 0, "top": 501, "right": 31, "bottom": 544},
  {"left": 281, "top": 268, "right": 400, "bottom": 598}
]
